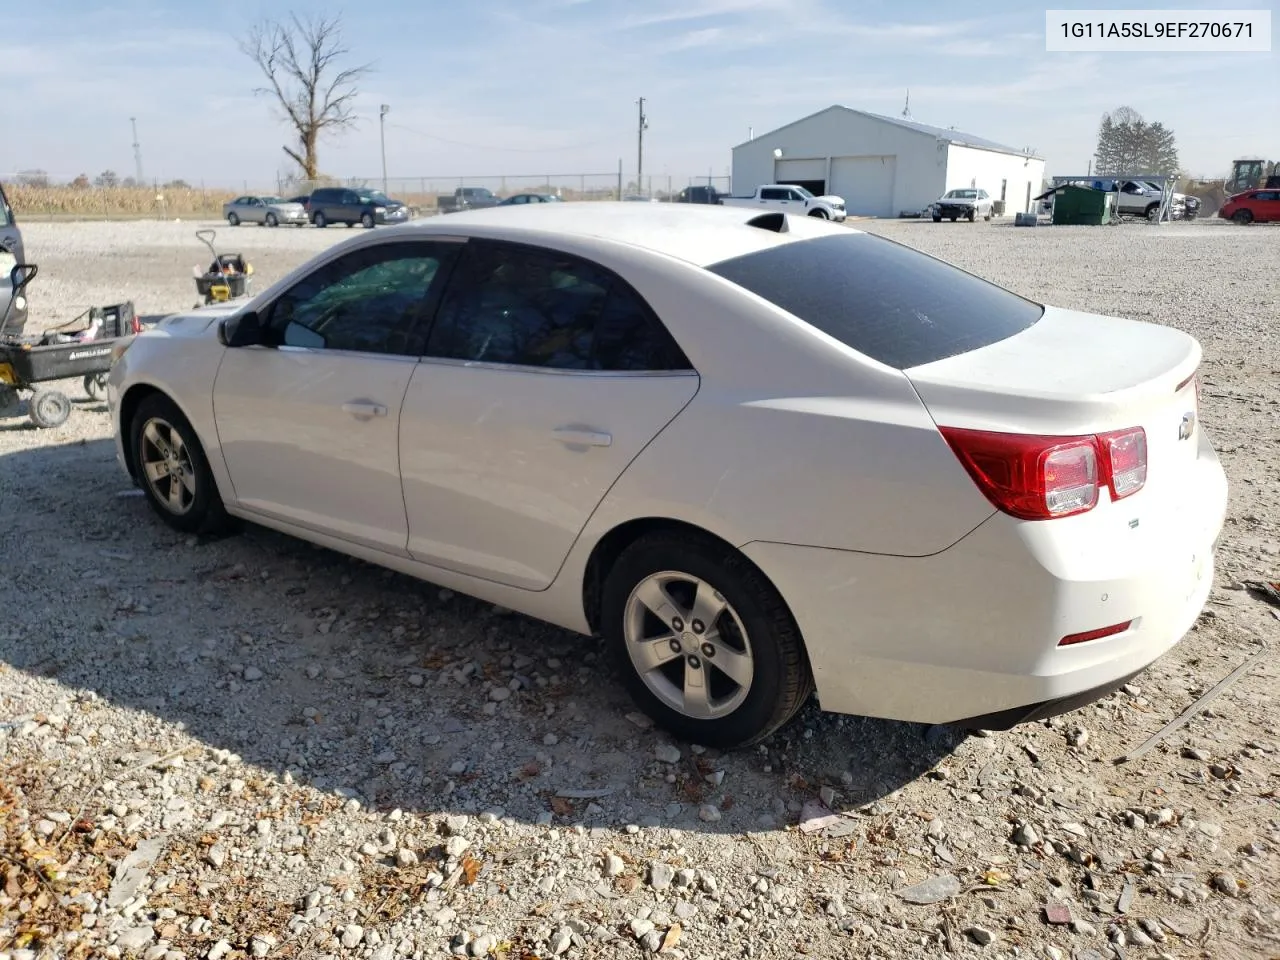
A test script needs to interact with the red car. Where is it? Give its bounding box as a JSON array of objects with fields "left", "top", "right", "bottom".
[{"left": 1219, "top": 189, "right": 1280, "bottom": 224}]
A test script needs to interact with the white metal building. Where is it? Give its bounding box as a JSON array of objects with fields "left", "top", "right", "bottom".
[{"left": 732, "top": 106, "right": 1046, "bottom": 219}]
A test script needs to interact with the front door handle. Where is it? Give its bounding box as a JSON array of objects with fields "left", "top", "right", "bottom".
[
  {"left": 553, "top": 427, "right": 612, "bottom": 447},
  {"left": 342, "top": 401, "right": 388, "bottom": 419}
]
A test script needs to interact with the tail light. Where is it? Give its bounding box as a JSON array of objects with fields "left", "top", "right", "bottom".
[
  {"left": 130, "top": 314, "right": 143, "bottom": 334},
  {"left": 940, "top": 426, "right": 1147, "bottom": 521}
]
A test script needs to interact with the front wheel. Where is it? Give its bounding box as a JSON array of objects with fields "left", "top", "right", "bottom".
[
  {"left": 602, "top": 532, "right": 814, "bottom": 749},
  {"left": 808, "top": 209, "right": 829, "bottom": 220},
  {"left": 361, "top": 212, "right": 375, "bottom": 228},
  {"left": 932, "top": 215, "right": 942, "bottom": 223},
  {"left": 265, "top": 213, "right": 278, "bottom": 227},
  {"left": 227, "top": 212, "right": 240, "bottom": 226},
  {"left": 313, "top": 211, "right": 328, "bottom": 228},
  {"left": 1232, "top": 209, "right": 1253, "bottom": 225},
  {"left": 129, "top": 394, "right": 230, "bottom": 535},
  {"left": 28, "top": 389, "right": 71, "bottom": 429}
]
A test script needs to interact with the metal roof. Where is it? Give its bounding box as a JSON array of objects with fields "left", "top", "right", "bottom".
[{"left": 735, "top": 105, "right": 1042, "bottom": 160}]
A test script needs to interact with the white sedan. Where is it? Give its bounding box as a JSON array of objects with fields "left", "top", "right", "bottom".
[{"left": 107, "top": 203, "right": 1227, "bottom": 748}]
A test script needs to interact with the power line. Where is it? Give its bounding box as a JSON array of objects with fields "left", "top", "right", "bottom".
[{"left": 386, "top": 122, "right": 613, "bottom": 154}]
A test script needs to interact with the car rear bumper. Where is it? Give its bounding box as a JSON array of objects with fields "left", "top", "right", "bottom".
[{"left": 740, "top": 431, "right": 1228, "bottom": 726}]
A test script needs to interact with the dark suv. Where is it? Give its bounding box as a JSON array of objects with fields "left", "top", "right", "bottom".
[
  {"left": 0, "top": 181, "right": 27, "bottom": 336},
  {"left": 308, "top": 187, "right": 410, "bottom": 228}
]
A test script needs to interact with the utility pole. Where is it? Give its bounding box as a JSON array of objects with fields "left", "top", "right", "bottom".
[
  {"left": 636, "top": 97, "right": 648, "bottom": 197},
  {"left": 379, "top": 104, "right": 390, "bottom": 195},
  {"left": 130, "top": 117, "right": 145, "bottom": 186}
]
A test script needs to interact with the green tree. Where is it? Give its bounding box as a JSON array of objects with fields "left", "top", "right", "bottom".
[{"left": 1093, "top": 107, "right": 1180, "bottom": 176}]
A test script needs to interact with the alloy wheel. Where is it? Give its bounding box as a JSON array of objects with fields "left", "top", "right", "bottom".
[
  {"left": 623, "top": 571, "right": 755, "bottom": 720},
  {"left": 139, "top": 417, "right": 197, "bottom": 515}
]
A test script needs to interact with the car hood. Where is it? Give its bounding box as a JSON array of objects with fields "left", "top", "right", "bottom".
[
  {"left": 937, "top": 196, "right": 978, "bottom": 205},
  {"left": 814, "top": 195, "right": 845, "bottom": 205},
  {"left": 147, "top": 303, "right": 244, "bottom": 339}
]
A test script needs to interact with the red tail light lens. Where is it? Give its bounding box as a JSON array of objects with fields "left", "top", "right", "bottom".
[
  {"left": 941, "top": 426, "right": 1147, "bottom": 521},
  {"left": 1099, "top": 428, "right": 1146, "bottom": 499}
]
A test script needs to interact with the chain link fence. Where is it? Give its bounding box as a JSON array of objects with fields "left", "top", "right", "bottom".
[{"left": 4, "top": 172, "right": 735, "bottom": 221}]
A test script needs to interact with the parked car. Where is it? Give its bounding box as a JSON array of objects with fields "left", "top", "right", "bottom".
[
  {"left": 308, "top": 187, "right": 410, "bottom": 228},
  {"left": 720, "top": 184, "right": 846, "bottom": 221},
  {"left": 438, "top": 187, "right": 503, "bottom": 214},
  {"left": 676, "top": 185, "right": 723, "bottom": 204},
  {"left": 223, "top": 195, "right": 309, "bottom": 228},
  {"left": 107, "top": 203, "right": 1226, "bottom": 748},
  {"left": 931, "top": 188, "right": 993, "bottom": 222},
  {"left": 0, "top": 181, "right": 26, "bottom": 336},
  {"left": 287, "top": 194, "right": 312, "bottom": 212},
  {"left": 497, "top": 193, "right": 563, "bottom": 206},
  {"left": 1218, "top": 188, "right": 1280, "bottom": 224}
]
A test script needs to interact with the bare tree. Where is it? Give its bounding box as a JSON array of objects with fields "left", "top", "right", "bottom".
[{"left": 240, "top": 14, "right": 372, "bottom": 180}]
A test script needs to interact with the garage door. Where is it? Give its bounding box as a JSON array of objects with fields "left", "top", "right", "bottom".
[
  {"left": 830, "top": 156, "right": 896, "bottom": 218},
  {"left": 774, "top": 158, "right": 827, "bottom": 194}
]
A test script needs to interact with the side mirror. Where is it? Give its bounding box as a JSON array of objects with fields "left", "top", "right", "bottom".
[{"left": 218, "top": 310, "right": 268, "bottom": 348}]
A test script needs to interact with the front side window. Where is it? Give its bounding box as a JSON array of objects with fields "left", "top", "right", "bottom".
[
  {"left": 426, "top": 240, "right": 689, "bottom": 372},
  {"left": 265, "top": 241, "right": 459, "bottom": 356},
  {"left": 0, "top": 186, "right": 11, "bottom": 227}
]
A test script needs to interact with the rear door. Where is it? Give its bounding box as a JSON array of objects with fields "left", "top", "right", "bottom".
[
  {"left": 1254, "top": 190, "right": 1280, "bottom": 221},
  {"left": 398, "top": 238, "right": 699, "bottom": 590}
]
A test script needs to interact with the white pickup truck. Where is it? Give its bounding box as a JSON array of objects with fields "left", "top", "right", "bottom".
[{"left": 720, "top": 184, "right": 847, "bottom": 221}]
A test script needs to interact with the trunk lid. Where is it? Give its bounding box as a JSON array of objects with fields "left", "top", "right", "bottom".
[{"left": 905, "top": 305, "right": 1203, "bottom": 504}]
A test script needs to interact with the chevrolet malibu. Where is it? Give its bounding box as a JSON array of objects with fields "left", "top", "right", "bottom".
[{"left": 107, "top": 203, "right": 1227, "bottom": 748}]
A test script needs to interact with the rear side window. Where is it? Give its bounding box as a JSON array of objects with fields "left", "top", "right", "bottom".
[
  {"left": 0, "top": 185, "right": 11, "bottom": 227},
  {"left": 706, "top": 233, "right": 1044, "bottom": 369}
]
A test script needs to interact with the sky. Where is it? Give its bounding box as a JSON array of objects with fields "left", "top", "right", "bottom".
[{"left": 1, "top": 0, "right": 1275, "bottom": 190}]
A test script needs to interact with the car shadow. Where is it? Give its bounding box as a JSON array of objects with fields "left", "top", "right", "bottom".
[{"left": 0, "top": 437, "right": 962, "bottom": 833}]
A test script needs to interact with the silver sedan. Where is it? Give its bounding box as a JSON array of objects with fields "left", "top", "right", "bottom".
[{"left": 222, "top": 195, "right": 309, "bottom": 228}]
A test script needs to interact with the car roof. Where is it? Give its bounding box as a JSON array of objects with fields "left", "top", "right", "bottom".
[{"left": 386, "top": 201, "right": 863, "bottom": 267}]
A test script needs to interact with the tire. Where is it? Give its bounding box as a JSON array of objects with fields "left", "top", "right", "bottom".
[
  {"left": 949, "top": 216, "right": 957, "bottom": 222},
  {"left": 28, "top": 389, "right": 72, "bottom": 429},
  {"left": 0, "top": 385, "right": 18, "bottom": 418},
  {"left": 932, "top": 215, "right": 942, "bottom": 223},
  {"left": 265, "top": 213, "right": 278, "bottom": 227},
  {"left": 345, "top": 221, "right": 355, "bottom": 228},
  {"left": 807, "top": 209, "right": 828, "bottom": 220},
  {"left": 983, "top": 210, "right": 992, "bottom": 221},
  {"left": 967, "top": 209, "right": 976, "bottom": 222},
  {"left": 1145, "top": 203, "right": 1159, "bottom": 222},
  {"left": 313, "top": 211, "right": 327, "bottom": 228},
  {"left": 83, "top": 372, "right": 108, "bottom": 401},
  {"left": 602, "top": 532, "right": 814, "bottom": 749},
  {"left": 1232, "top": 209, "right": 1253, "bottom": 225},
  {"left": 129, "top": 393, "right": 229, "bottom": 535},
  {"left": 361, "top": 212, "right": 375, "bottom": 228},
  {"left": 227, "top": 212, "right": 240, "bottom": 226}
]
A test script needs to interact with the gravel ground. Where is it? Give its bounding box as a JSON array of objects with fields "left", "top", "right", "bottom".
[{"left": 1, "top": 217, "right": 1278, "bottom": 960}]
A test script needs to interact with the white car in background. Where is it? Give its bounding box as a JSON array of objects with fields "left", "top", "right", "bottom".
[
  {"left": 931, "top": 188, "right": 993, "bottom": 222},
  {"left": 107, "top": 203, "right": 1226, "bottom": 748}
]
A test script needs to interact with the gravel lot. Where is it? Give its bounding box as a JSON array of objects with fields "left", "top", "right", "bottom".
[{"left": 2, "top": 217, "right": 1278, "bottom": 960}]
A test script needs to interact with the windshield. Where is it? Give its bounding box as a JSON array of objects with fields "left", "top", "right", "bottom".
[
  {"left": 359, "top": 192, "right": 391, "bottom": 204},
  {"left": 790, "top": 185, "right": 815, "bottom": 198},
  {"left": 945, "top": 189, "right": 978, "bottom": 199}
]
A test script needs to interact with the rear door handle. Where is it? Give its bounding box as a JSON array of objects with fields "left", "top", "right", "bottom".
[
  {"left": 553, "top": 427, "right": 612, "bottom": 447},
  {"left": 342, "top": 401, "right": 387, "bottom": 419}
]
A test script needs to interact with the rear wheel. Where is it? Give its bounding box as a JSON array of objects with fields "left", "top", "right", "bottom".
[
  {"left": 602, "top": 532, "right": 813, "bottom": 749},
  {"left": 932, "top": 215, "right": 942, "bottom": 223},
  {"left": 83, "top": 372, "right": 108, "bottom": 401},
  {"left": 949, "top": 216, "right": 957, "bottom": 222},
  {"left": 265, "top": 213, "right": 278, "bottom": 227},
  {"left": 361, "top": 212, "right": 375, "bottom": 228},
  {"left": 28, "top": 389, "right": 71, "bottom": 429},
  {"left": 313, "top": 211, "right": 328, "bottom": 228},
  {"left": 227, "top": 212, "right": 240, "bottom": 226},
  {"left": 130, "top": 394, "right": 229, "bottom": 535},
  {"left": 1232, "top": 209, "right": 1253, "bottom": 225}
]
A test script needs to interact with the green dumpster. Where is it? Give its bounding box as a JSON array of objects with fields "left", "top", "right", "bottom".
[{"left": 1051, "top": 185, "right": 1114, "bottom": 225}]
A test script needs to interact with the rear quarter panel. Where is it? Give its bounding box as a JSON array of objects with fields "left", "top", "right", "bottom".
[{"left": 551, "top": 243, "right": 997, "bottom": 559}]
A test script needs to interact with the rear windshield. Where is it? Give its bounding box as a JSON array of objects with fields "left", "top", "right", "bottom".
[{"left": 706, "top": 232, "right": 1044, "bottom": 369}]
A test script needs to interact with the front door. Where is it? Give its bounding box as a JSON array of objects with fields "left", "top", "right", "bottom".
[
  {"left": 399, "top": 238, "right": 699, "bottom": 590},
  {"left": 212, "top": 238, "right": 461, "bottom": 553}
]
